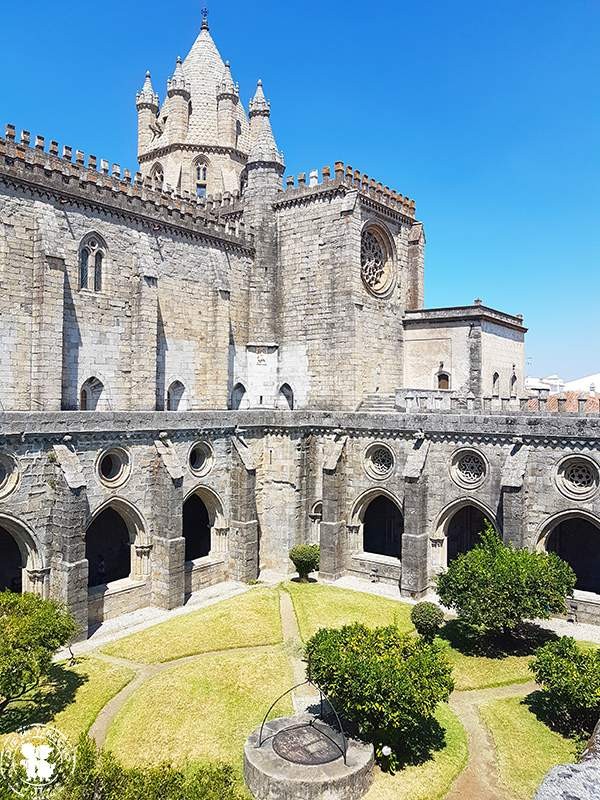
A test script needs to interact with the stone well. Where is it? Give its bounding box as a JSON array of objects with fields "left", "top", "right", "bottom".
[{"left": 244, "top": 714, "right": 374, "bottom": 800}]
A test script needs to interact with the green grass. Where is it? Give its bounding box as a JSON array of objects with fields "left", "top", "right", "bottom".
[
  {"left": 101, "top": 587, "right": 282, "bottom": 664},
  {"left": 442, "top": 643, "right": 532, "bottom": 691},
  {"left": 105, "top": 648, "right": 293, "bottom": 773},
  {"left": 0, "top": 656, "right": 135, "bottom": 743},
  {"left": 286, "top": 581, "right": 540, "bottom": 691},
  {"left": 480, "top": 695, "right": 579, "bottom": 800},
  {"left": 365, "top": 703, "right": 468, "bottom": 800},
  {"left": 284, "top": 581, "right": 413, "bottom": 641}
]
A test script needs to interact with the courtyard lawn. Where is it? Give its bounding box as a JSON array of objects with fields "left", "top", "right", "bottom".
[
  {"left": 105, "top": 648, "right": 293, "bottom": 773},
  {"left": 285, "top": 581, "right": 536, "bottom": 690},
  {"left": 479, "top": 695, "right": 579, "bottom": 800},
  {"left": 442, "top": 642, "right": 532, "bottom": 692},
  {"left": 283, "top": 581, "right": 413, "bottom": 640},
  {"left": 101, "top": 587, "right": 282, "bottom": 664},
  {"left": 0, "top": 656, "right": 134, "bottom": 743},
  {"left": 365, "top": 703, "right": 467, "bottom": 800}
]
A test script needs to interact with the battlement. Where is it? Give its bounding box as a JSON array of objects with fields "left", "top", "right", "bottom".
[
  {"left": 279, "top": 162, "right": 416, "bottom": 219},
  {"left": 394, "top": 388, "right": 600, "bottom": 416},
  {"left": 0, "top": 124, "right": 253, "bottom": 250}
]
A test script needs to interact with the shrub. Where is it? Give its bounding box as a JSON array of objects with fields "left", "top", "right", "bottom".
[
  {"left": 0, "top": 591, "right": 78, "bottom": 716},
  {"left": 306, "top": 623, "right": 454, "bottom": 769},
  {"left": 289, "top": 544, "right": 320, "bottom": 581},
  {"left": 436, "top": 524, "right": 575, "bottom": 637},
  {"left": 530, "top": 637, "right": 600, "bottom": 735},
  {"left": 53, "top": 735, "right": 246, "bottom": 800},
  {"left": 411, "top": 601, "right": 445, "bottom": 642}
]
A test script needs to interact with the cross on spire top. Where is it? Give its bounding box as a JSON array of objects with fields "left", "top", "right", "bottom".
[{"left": 201, "top": 7, "right": 209, "bottom": 30}]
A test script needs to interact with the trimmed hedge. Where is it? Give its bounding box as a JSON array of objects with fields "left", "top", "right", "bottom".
[
  {"left": 289, "top": 544, "right": 320, "bottom": 581},
  {"left": 411, "top": 602, "right": 445, "bottom": 642}
]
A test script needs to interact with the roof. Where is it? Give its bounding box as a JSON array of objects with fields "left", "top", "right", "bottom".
[{"left": 527, "top": 391, "right": 600, "bottom": 413}]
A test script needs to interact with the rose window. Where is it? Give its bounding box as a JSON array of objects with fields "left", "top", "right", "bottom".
[
  {"left": 364, "top": 443, "right": 395, "bottom": 479},
  {"left": 451, "top": 449, "right": 487, "bottom": 488},
  {"left": 360, "top": 227, "right": 395, "bottom": 297},
  {"left": 457, "top": 453, "right": 486, "bottom": 483},
  {"left": 556, "top": 457, "right": 599, "bottom": 500}
]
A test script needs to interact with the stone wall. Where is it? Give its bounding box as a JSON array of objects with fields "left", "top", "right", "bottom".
[{"left": 0, "top": 408, "right": 599, "bottom": 635}]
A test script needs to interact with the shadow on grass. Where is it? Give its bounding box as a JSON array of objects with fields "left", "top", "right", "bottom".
[
  {"left": 0, "top": 662, "right": 87, "bottom": 735},
  {"left": 313, "top": 703, "right": 447, "bottom": 770},
  {"left": 523, "top": 690, "right": 597, "bottom": 745},
  {"left": 290, "top": 576, "right": 318, "bottom": 584},
  {"left": 439, "top": 619, "right": 559, "bottom": 658}
]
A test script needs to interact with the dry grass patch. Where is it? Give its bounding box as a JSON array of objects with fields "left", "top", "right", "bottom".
[
  {"left": 105, "top": 648, "right": 293, "bottom": 771},
  {"left": 101, "top": 587, "right": 282, "bottom": 664},
  {"left": 284, "top": 581, "right": 413, "bottom": 641}
]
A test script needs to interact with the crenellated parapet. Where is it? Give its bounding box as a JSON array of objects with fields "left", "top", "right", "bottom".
[
  {"left": 277, "top": 162, "right": 416, "bottom": 220},
  {"left": 0, "top": 124, "right": 254, "bottom": 252}
]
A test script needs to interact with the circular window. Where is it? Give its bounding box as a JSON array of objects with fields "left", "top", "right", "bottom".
[
  {"left": 364, "top": 443, "right": 395, "bottom": 480},
  {"left": 451, "top": 448, "right": 487, "bottom": 489},
  {"left": 360, "top": 226, "right": 395, "bottom": 297},
  {"left": 96, "top": 448, "right": 130, "bottom": 487},
  {"left": 556, "top": 456, "right": 599, "bottom": 501},
  {"left": 0, "top": 453, "right": 19, "bottom": 498},
  {"left": 188, "top": 442, "right": 214, "bottom": 477}
]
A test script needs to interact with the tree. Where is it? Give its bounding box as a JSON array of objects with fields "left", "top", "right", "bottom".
[
  {"left": 306, "top": 623, "right": 453, "bottom": 769},
  {"left": 530, "top": 637, "right": 600, "bottom": 735},
  {"left": 289, "top": 544, "right": 320, "bottom": 581},
  {"left": 436, "top": 524, "right": 575, "bottom": 637},
  {"left": 0, "top": 591, "right": 78, "bottom": 715}
]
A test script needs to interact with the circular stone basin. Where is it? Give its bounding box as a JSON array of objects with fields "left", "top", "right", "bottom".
[{"left": 244, "top": 714, "right": 374, "bottom": 800}]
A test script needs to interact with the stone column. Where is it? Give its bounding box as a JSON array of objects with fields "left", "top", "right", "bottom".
[
  {"left": 319, "top": 445, "right": 348, "bottom": 581},
  {"left": 47, "top": 468, "right": 89, "bottom": 641},
  {"left": 149, "top": 444, "right": 185, "bottom": 610},
  {"left": 229, "top": 443, "right": 259, "bottom": 582},
  {"left": 401, "top": 475, "right": 429, "bottom": 599}
]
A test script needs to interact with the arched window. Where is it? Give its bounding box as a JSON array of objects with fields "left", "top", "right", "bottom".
[
  {"left": 437, "top": 372, "right": 450, "bottom": 391},
  {"left": 510, "top": 373, "right": 518, "bottom": 398},
  {"left": 195, "top": 161, "right": 208, "bottom": 198},
  {"left": 79, "top": 234, "right": 106, "bottom": 292},
  {"left": 492, "top": 372, "right": 500, "bottom": 397},
  {"left": 363, "top": 495, "right": 403, "bottom": 559},
  {"left": 86, "top": 507, "right": 131, "bottom": 587},
  {"left": 278, "top": 383, "right": 294, "bottom": 410},
  {"left": 80, "top": 377, "right": 104, "bottom": 411},
  {"left": 166, "top": 380, "right": 185, "bottom": 411},
  {"left": 150, "top": 164, "right": 164, "bottom": 191},
  {"left": 230, "top": 382, "right": 246, "bottom": 410}
]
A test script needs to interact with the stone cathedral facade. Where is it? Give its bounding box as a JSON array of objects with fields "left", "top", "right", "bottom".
[{"left": 1, "top": 15, "right": 599, "bottom": 639}]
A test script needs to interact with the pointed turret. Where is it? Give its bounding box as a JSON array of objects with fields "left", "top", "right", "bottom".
[
  {"left": 217, "top": 61, "right": 240, "bottom": 148},
  {"left": 136, "top": 71, "right": 159, "bottom": 155},
  {"left": 167, "top": 56, "right": 191, "bottom": 99},
  {"left": 248, "top": 80, "right": 284, "bottom": 168}
]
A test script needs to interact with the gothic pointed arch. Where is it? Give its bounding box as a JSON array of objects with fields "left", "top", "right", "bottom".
[
  {"left": 0, "top": 513, "right": 46, "bottom": 594},
  {"left": 350, "top": 488, "right": 404, "bottom": 560},
  {"left": 79, "top": 232, "right": 107, "bottom": 292},
  {"left": 85, "top": 498, "right": 149, "bottom": 587},
  {"left": 183, "top": 485, "right": 227, "bottom": 562},
  {"left": 538, "top": 510, "right": 600, "bottom": 595}
]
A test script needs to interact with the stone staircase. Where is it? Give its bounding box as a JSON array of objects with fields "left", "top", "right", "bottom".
[{"left": 357, "top": 393, "right": 397, "bottom": 412}]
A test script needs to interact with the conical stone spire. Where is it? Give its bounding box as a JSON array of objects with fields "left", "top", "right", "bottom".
[
  {"left": 218, "top": 60, "right": 237, "bottom": 97},
  {"left": 136, "top": 71, "right": 159, "bottom": 111},
  {"left": 248, "top": 80, "right": 284, "bottom": 166},
  {"left": 167, "top": 56, "right": 191, "bottom": 98}
]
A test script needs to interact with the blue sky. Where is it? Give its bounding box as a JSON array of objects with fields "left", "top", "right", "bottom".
[{"left": 1, "top": 1, "right": 598, "bottom": 379}]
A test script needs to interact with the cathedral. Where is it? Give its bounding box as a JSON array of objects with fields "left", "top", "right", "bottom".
[{"left": 0, "top": 14, "right": 599, "bottom": 638}]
